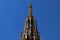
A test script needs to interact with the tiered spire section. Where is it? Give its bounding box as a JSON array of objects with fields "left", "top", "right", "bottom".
[{"left": 21, "top": 3, "right": 40, "bottom": 40}]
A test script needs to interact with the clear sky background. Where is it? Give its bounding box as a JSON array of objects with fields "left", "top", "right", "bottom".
[{"left": 0, "top": 0, "right": 60, "bottom": 40}]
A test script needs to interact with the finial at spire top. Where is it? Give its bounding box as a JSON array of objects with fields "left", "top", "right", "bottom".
[
  {"left": 29, "top": 2, "right": 32, "bottom": 16},
  {"left": 29, "top": 2, "right": 32, "bottom": 8}
]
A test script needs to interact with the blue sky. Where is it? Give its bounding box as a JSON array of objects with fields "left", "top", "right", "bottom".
[{"left": 0, "top": 0, "right": 60, "bottom": 40}]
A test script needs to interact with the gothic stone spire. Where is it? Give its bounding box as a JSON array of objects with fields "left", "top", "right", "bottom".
[{"left": 21, "top": 2, "right": 40, "bottom": 40}]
